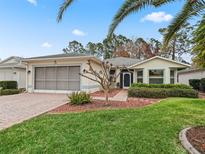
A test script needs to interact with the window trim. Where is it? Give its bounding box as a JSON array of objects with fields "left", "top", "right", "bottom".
[
  {"left": 136, "top": 69, "right": 143, "bottom": 83},
  {"left": 148, "top": 69, "right": 164, "bottom": 84}
]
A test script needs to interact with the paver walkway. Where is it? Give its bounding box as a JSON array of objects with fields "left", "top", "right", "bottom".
[
  {"left": 0, "top": 93, "right": 67, "bottom": 130},
  {"left": 92, "top": 90, "right": 128, "bottom": 101}
]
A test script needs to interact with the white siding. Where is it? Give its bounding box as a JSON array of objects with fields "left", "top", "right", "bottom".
[
  {"left": 178, "top": 70, "right": 205, "bottom": 85},
  {"left": 26, "top": 58, "right": 101, "bottom": 93},
  {"left": 0, "top": 68, "right": 26, "bottom": 88},
  {"left": 130, "top": 58, "right": 189, "bottom": 84}
]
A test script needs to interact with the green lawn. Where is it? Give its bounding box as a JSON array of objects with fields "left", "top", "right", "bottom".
[{"left": 1, "top": 98, "right": 205, "bottom": 154}]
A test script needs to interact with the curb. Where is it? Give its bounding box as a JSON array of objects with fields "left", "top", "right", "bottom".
[{"left": 179, "top": 127, "right": 201, "bottom": 154}]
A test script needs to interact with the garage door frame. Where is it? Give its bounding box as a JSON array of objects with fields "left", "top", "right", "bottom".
[{"left": 32, "top": 64, "right": 82, "bottom": 93}]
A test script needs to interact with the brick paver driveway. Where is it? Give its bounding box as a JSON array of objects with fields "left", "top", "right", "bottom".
[{"left": 0, "top": 93, "right": 67, "bottom": 130}]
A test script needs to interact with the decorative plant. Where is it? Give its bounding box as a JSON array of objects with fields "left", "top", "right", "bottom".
[
  {"left": 80, "top": 60, "right": 128, "bottom": 102},
  {"left": 69, "top": 92, "right": 92, "bottom": 105}
]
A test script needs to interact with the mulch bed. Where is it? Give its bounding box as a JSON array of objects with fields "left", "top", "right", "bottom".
[
  {"left": 90, "top": 89, "right": 121, "bottom": 97},
  {"left": 49, "top": 98, "right": 160, "bottom": 113},
  {"left": 186, "top": 126, "right": 205, "bottom": 154},
  {"left": 199, "top": 92, "right": 205, "bottom": 99}
]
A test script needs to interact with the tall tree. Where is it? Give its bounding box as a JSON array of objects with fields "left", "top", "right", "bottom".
[
  {"left": 63, "top": 40, "right": 86, "bottom": 54},
  {"left": 86, "top": 42, "right": 104, "bottom": 58},
  {"left": 159, "top": 23, "right": 194, "bottom": 60}
]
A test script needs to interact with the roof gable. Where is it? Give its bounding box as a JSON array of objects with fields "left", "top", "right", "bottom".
[
  {"left": 106, "top": 57, "right": 142, "bottom": 67},
  {"left": 129, "top": 56, "right": 191, "bottom": 68}
]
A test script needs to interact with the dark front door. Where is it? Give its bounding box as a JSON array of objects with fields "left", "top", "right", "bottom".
[{"left": 123, "top": 73, "right": 131, "bottom": 88}]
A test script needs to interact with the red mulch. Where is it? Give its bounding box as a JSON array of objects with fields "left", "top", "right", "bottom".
[
  {"left": 49, "top": 97, "right": 160, "bottom": 113},
  {"left": 186, "top": 126, "right": 205, "bottom": 154},
  {"left": 199, "top": 92, "right": 205, "bottom": 99},
  {"left": 90, "top": 89, "right": 121, "bottom": 97}
]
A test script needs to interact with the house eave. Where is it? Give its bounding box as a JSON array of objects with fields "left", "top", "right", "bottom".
[
  {"left": 128, "top": 56, "right": 191, "bottom": 69},
  {"left": 22, "top": 56, "right": 102, "bottom": 64}
]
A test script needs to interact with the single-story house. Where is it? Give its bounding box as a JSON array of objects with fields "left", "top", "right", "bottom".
[
  {"left": 178, "top": 68, "right": 205, "bottom": 85},
  {"left": 23, "top": 53, "right": 102, "bottom": 93},
  {"left": 107, "top": 56, "right": 191, "bottom": 89},
  {"left": 0, "top": 56, "right": 26, "bottom": 88},
  {"left": 23, "top": 53, "right": 191, "bottom": 93}
]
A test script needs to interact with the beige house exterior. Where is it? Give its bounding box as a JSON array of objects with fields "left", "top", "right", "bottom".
[
  {"left": 0, "top": 56, "right": 26, "bottom": 88},
  {"left": 107, "top": 56, "right": 191, "bottom": 89},
  {"left": 23, "top": 54, "right": 102, "bottom": 93},
  {"left": 23, "top": 54, "right": 190, "bottom": 93},
  {"left": 178, "top": 69, "right": 205, "bottom": 85}
]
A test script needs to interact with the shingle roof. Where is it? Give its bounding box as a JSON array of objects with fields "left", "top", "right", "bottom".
[
  {"left": 24, "top": 53, "right": 91, "bottom": 60},
  {"left": 106, "top": 57, "right": 142, "bottom": 67},
  {"left": 0, "top": 56, "right": 25, "bottom": 68}
]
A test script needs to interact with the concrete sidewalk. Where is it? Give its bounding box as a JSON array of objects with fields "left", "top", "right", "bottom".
[{"left": 92, "top": 90, "right": 128, "bottom": 102}]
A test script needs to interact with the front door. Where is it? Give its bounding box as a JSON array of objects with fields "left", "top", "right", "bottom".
[{"left": 123, "top": 73, "right": 131, "bottom": 89}]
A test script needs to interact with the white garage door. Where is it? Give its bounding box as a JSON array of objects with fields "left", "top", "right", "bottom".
[{"left": 35, "top": 66, "right": 80, "bottom": 91}]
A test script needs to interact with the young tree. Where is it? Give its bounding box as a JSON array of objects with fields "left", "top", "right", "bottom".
[{"left": 80, "top": 60, "right": 127, "bottom": 102}]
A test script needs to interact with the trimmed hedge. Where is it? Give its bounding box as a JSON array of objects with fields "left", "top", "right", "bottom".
[
  {"left": 200, "top": 78, "right": 205, "bottom": 92},
  {"left": 131, "top": 83, "right": 192, "bottom": 89},
  {"left": 0, "top": 89, "right": 20, "bottom": 96},
  {"left": 128, "top": 87, "right": 198, "bottom": 98},
  {"left": 189, "top": 79, "right": 201, "bottom": 90},
  {"left": 0, "top": 81, "right": 18, "bottom": 89}
]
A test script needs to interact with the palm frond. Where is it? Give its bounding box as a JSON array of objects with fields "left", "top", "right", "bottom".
[
  {"left": 57, "top": 0, "right": 74, "bottom": 23},
  {"left": 163, "top": 0, "right": 205, "bottom": 49},
  {"left": 107, "top": 0, "right": 175, "bottom": 38}
]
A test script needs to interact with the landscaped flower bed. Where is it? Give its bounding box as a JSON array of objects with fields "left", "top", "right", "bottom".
[
  {"left": 91, "top": 89, "right": 121, "bottom": 97},
  {"left": 49, "top": 98, "right": 159, "bottom": 113},
  {"left": 186, "top": 127, "right": 205, "bottom": 153}
]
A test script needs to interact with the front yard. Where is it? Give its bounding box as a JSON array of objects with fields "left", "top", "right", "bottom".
[{"left": 0, "top": 98, "right": 205, "bottom": 153}]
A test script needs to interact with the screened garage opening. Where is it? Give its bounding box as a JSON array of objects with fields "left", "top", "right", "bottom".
[{"left": 35, "top": 66, "right": 80, "bottom": 91}]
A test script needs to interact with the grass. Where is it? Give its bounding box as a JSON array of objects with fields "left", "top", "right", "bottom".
[{"left": 0, "top": 98, "right": 205, "bottom": 154}]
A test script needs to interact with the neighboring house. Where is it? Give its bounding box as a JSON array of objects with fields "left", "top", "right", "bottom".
[
  {"left": 23, "top": 53, "right": 102, "bottom": 93},
  {"left": 0, "top": 56, "right": 26, "bottom": 88},
  {"left": 107, "top": 56, "right": 190, "bottom": 89},
  {"left": 178, "top": 68, "right": 205, "bottom": 85},
  {"left": 23, "top": 54, "right": 190, "bottom": 93}
]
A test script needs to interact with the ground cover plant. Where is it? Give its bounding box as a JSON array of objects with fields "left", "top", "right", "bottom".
[{"left": 0, "top": 98, "right": 205, "bottom": 153}]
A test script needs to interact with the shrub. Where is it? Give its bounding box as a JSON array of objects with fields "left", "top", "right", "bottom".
[
  {"left": 131, "top": 83, "right": 192, "bottom": 89},
  {"left": 128, "top": 87, "right": 198, "bottom": 98},
  {"left": 200, "top": 78, "right": 205, "bottom": 92},
  {"left": 0, "top": 89, "right": 20, "bottom": 96},
  {"left": 69, "top": 92, "right": 92, "bottom": 105},
  {"left": 0, "top": 81, "right": 18, "bottom": 89},
  {"left": 189, "top": 79, "right": 201, "bottom": 90}
]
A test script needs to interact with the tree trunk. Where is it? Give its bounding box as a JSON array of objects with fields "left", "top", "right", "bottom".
[
  {"left": 172, "top": 38, "right": 176, "bottom": 60},
  {"left": 104, "top": 89, "right": 109, "bottom": 103}
]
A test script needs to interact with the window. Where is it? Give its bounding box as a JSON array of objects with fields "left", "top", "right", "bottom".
[
  {"left": 137, "top": 70, "right": 143, "bottom": 83},
  {"left": 149, "top": 69, "right": 164, "bottom": 84},
  {"left": 110, "top": 69, "right": 116, "bottom": 82},
  {"left": 170, "top": 70, "right": 175, "bottom": 84}
]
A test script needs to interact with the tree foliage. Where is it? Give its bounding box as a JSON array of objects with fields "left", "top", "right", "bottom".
[
  {"left": 193, "top": 15, "right": 205, "bottom": 68},
  {"left": 63, "top": 40, "right": 86, "bottom": 54},
  {"left": 159, "top": 22, "right": 194, "bottom": 60},
  {"left": 80, "top": 60, "right": 127, "bottom": 102}
]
